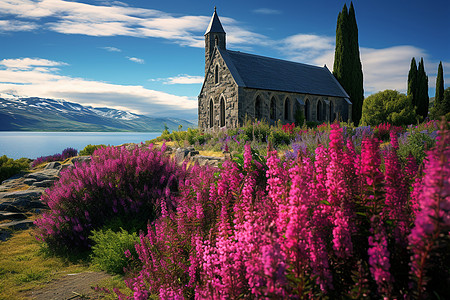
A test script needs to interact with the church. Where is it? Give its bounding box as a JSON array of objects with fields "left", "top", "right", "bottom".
[{"left": 198, "top": 9, "right": 352, "bottom": 130}]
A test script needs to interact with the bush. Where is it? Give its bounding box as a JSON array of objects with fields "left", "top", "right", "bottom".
[
  {"left": 398, "top": 131, "right": 436, "bottom": 164},
  {"left": 34, "top": 145, "right": 187, "bottom": 253},
  {"left": 0, "top": 155, "right": 30, "bottom": 182},
  {"left": 32, "top": 147, "right": 78, "bottom": 167},
  {"left": 79, "top": 144, "right": 106, "bottom": 156},
  {"left": 90, "top": 227, "right": 139, "bottom": 274},
  {"left": 120, "top": 125, "right": 449, "bottom": 299},
  {"left": 360, "top": 90, "right": 417, "bottom": 126}
]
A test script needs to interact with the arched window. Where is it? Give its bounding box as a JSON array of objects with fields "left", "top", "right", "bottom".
[
  {"left": 255, "top": 96, "right": 262, "bottom": 120},
  {"left": 305, "top": 99, "right": 310, "bottom": 121},
  {"left": 330, "top": 101, "right": 334, "bottom": 122},
  {"left": 270, "top": 97, "right": 276, "bottom": 121},
  {"left": 209, "top": 99, "right": 214, "bottom": 128},
  {"left": 317, "top": 100, "right": 323, "bottom": 122},
  {"left": 284, "top": 98, "right": 291, "bottom": 121},
  {"left": 214, "top": 65, "right": 219, "bottom": 84},
  {"left": 220, "top": 97, "right": 225, "bottom": 127}
]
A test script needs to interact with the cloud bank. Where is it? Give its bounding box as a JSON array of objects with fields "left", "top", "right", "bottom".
[{"left": 0, "top": 57, "right": 197, "bottom": 119}]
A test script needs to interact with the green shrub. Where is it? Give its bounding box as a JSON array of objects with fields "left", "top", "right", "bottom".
[
  {"left": 398, "top": 132, "right": 436, "bottom": 164},
  {"left": 79, "top": 144, "right": 106, "bottom": 156},
  {"left": 89, "top": 228, "right": 139, "bottom": 274},
  {"left": 0, "top": 155, "right": 30, "bottom": 182}
]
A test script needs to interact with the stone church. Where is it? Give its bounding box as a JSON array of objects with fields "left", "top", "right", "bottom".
[{"left": 198, "top": 9, "right": 352, "bottom": 130}]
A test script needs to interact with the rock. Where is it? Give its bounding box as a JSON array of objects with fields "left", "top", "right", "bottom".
[
  {"left": 0, "top": 189, "right": 47, "bottom": 212},
  {"left": 0, "top": 211, "right": 27, "bottom": 221},
  {"left": 71, "top": 156, "right": 91, "bottom": 166},
  {"left": 0, "top": 219, "right": 34, "bottom": 231},
  {"left": 45, "top": 161, "right": 62, "bottom": 170},
  {"left": 192, "top": 155, "right": 224, "bottom": 167},
  {"left": 32, "top": 180, "right": 56, "bottom": 188},
  {"left": 175, "top": 147, "right": 200, "bottom": 163},
  {"left": 23, "top": 178, "right": 37, "bottom": 185},
  {"left": 24, "top": 169, "right": 58, "bottom": 182},
  {"left": 1, "top": 171, "right": 27, "bottom": 185}
]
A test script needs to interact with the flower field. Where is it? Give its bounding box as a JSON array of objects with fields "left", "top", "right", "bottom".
[{"left": 35, "top": 121, "right": 449, "bottom": 299}]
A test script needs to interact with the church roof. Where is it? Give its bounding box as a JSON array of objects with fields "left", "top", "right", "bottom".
[
  {"left": 205, "top": 8, "right": 225, "bottom": 35},
  {"left": 219, "top": 49, "right": 349, "bottom": 99}
]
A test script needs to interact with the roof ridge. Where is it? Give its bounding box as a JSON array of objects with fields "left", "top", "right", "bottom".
[{"left": 226, "top": 50, "right": 324, "bottom": 70}]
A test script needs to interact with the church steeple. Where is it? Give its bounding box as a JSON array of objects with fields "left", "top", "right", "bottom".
[{"left": 204, "top": 7, "right": 226, "bottom": 74}]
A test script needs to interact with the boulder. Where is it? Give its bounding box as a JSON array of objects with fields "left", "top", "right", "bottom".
[
  {"left": 71, "top": 156, "right": 91, "bottom": 166},
  {"left": 24, "top": 169, "right": 58, "bottom": 182},
  {"left": 44, "top": 161, "right": 62, "bottom": 170},
  {"left": 0, "top": 211, "right": 27, "bottom": 221},
  {"left": 0, "top": 189, "right": 47, "bottom": 212},
  {"left": 192, "top": 155, "right": 224, "bottom": 167},
  {"left": 0, "top": 219, "right": 34, "bottom": 231},
  {"left": 32, "top": 180, "right": 56, "bottom": 188},
  {"left": 175, "top": 147, "right": 200, "bottom": 163}
]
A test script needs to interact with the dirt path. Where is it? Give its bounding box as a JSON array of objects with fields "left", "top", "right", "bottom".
[{"left": 27, "top": 272, "right": 113, "bottom": 299}]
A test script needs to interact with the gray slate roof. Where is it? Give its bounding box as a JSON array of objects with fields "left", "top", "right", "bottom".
[
  {"left": 205, "top": 10, "right": 225, "bottom": 35},
  {"left": 219, "top": 49, "right": 349, "bottom": 99}
]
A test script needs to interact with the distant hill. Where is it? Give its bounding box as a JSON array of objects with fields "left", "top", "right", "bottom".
[{"left": 0, "top": 95, "right": 195, "bottom": 132}]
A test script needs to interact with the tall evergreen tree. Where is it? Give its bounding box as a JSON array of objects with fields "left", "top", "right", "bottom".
[
  {"left": 416, "top": 58, "right": 429, "bottom": 120},
  {"left": 333, "top": 2, "right": 364, "bottom": 125},
  {"left": 407, "top": 57, "right": 418, "bottom": 109},
  {"left": 434, "top": 61, "right": 444, "bottom": 114}
]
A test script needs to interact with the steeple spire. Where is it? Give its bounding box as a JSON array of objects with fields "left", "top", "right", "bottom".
[{"left": 205, "top": 7, "right": 225, "bottom": 35}]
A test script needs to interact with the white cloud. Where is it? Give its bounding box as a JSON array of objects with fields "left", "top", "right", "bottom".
[
  {"left": 0, "top": 57, "right": 197, "bottom": 119},
  {"left": 162, "top": 74, "right": 204, "bottom": 85},
  {"left": 281, "top": 34, "right": 335, "bottom": 62},
  {"left": 0, "top": 19, "right": 37, "bottom": 31},
  {"left": 101, "top": 46, "right": 121, "bottom": 52},
  {"left": 253, "top": 8, "right": 282, "bottom": 15},
  {"left": 0, "top": 58, "right": 68, "bottom": 70},
  {"left": 127, "top": 57, "right": 144, "bottom": 64}
]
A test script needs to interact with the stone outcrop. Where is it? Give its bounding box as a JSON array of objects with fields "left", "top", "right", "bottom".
[{"left": 0, "top": 159, "right": 81, "bottom": 241}]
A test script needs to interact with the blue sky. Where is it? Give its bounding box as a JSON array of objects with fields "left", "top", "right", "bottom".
[{"left": 0, "top": 0, "right": 448, "bottom": 122}]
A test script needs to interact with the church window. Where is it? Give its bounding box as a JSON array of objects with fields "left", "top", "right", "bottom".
[
  {"left": 215, "top": 35, "right": 219, "bottom": 46},
  {"left": 330, "top": 101, "right": 334, "bottom": 122},
  {"left": 214, "top": 65, "right": 219, "bottom": 84},
  {"left": 255, "top": 96, "right": 262, "bottom": 120},
  {"left": 220, "top": 97, "right": 225, "bottom": 127},
  {"left": 305, "top": 99, "right": 310, "bottom": 121},
  {"left": 284, "top": 98, "right": 291, "bottom": 121},
  {"left": 317, "top": 100, "right": 323, "bottom": 122},
  {"left": 270, "top": 97, "right": 276, "bottom": 121},
  {"left": 209, "top": 99, "right": 214, "bottom": 128}
]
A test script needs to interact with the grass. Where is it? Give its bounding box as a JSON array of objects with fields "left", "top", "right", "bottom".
[{"left": 0, "top": 228, "right": 129, "bottom": 299}]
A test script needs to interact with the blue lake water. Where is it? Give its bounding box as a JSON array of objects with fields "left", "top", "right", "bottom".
[{"left": 0, "top": 132, "right": 161, "bottom": 159}]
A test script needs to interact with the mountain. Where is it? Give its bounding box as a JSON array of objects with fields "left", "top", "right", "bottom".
[{"left": 0, "top": 95, "right": 196, "bottom": 132}]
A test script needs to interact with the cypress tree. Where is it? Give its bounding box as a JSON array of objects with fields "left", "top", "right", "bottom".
[
  {"left": 416, "top": 58, "right": 429, "bottom": 120},
  {"left": 333, "top": 2, "right": 364, "bottom": 125},
  {"left": 407, "top": 57, "right": 418, "bottom": 109},
  {"left": 434, "top": 61, "right": 444, "bottom": 115},
  {"left": 348, "top": 2, "right": 364, "bottom": 125}
]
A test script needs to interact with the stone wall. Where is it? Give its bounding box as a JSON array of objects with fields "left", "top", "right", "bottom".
[
  {"left": 198, "top": 50, "right": 239, "bottom": 131},
  {"left": 238, "top": 88, "right": 352, "bottom": 125}
]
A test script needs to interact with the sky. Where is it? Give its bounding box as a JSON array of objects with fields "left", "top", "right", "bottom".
[{"left": 0, "top": 0, "right": 449, "bottom": 122}]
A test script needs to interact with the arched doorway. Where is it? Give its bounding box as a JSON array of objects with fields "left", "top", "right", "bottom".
[
  {"left": 255, "top": 96, "right": 262, "bottom": 120},
  {"left": 284, "top": 98, "right": 291, "bottom": 121},
  {"left": 270, "top": 97, "right": 276, "bottom": 122},
  {"left": 317, "top": 100, "right": 323, "bottom": 122},
  {"left": 209, "top": 99, "right": 214, "bottom": 128},
  {"left": 220, "top": 97, "right": 225, "bottom": 127},
  {"left": 305, "top": 99, "right": 310, "bottom": 121}
]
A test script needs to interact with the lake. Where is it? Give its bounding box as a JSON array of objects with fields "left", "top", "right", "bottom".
[{"left": 0, "top": 131, "right": 161, "bottom": 159}]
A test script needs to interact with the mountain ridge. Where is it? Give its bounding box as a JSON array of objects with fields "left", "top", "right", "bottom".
[{"left": 0, "top": 95, "right": 195, "bottom": 132}]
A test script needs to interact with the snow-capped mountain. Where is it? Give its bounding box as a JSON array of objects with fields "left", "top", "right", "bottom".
[{"left": 0, "top": 95, "right": 195, "bottom": 132}]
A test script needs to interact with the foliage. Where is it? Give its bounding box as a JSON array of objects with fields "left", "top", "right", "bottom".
[
  {"left": 90, "top": 228, "right": 139, "bottom": 274},
  {"left": 416, "top": 58, "right": 429, "bottom": 120},
  {"left": 79, "top": 144, "right": 106, "bottom": 156},
  {"left": 114, "top": 123, "right": 448, "bottom": 299},
  {"left": 398, "top": 131, "right": 436, "bottom": 164},
  {"left": 360, "top": 90, "right": 417, "bottom": 126},
  {"left": 408, "top": 57, "right": 418, "bottom": 109},
  {"left": 0, "top": 155, "right": 30, "bottom": 183},
  {"left": 34, "top": 144, "right": 187, "bottom": 253},
  {"left": 333, "top": 2, "right": 364, "bottom": 126},
  {"left": 431, "top": 62, "right": 449, "bottom": 119},
  {"left": 32, "top": 147, "right": 78, "bottom": 167}
]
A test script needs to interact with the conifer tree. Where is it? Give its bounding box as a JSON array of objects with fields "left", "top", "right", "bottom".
[
  {"left": 333, "top": 2, "right": 364, "bottom": 125},
  {"left": 407, "top": 57, "right": 418, "bottom": 109},
  {"left": 433, "top": 61, "right": 444, "bottom": 116},
  {"left": 416, "top": 58, "right": 429, "bottom": 120}
]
